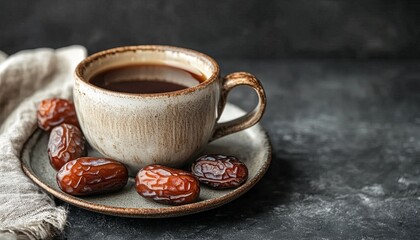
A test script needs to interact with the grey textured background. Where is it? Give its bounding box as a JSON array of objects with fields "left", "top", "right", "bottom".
[
  {"left": 2, "top": 1, "right": 420, "bottom": 239},
  {"left": 1, "top": 0, "right": 420, "bottom": 58}
]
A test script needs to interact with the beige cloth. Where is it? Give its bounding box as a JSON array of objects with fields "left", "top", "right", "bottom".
[{"left": 0, "top": 46, "right": 86, "bottom": 239}]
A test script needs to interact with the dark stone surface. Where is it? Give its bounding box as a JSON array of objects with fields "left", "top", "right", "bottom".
[
  {"left": 1, "top": 0, "right": 420, "bottom": 58},
  {"left": 55, "top": 59, "right": 420, "bottom": 239},
  {"left": 3, "top": 1, "right": 420, "bottom": 237}
]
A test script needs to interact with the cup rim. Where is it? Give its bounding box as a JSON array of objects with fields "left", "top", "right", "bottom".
[{"left": 74, "top": 45, "right": 220, "bottom": 98}]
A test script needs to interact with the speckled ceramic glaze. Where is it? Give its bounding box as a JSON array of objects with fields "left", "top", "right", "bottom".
[
  {"left": 74, "top": 46, "right": 266, "bottom": 175},
  {"left": 22, "top": 104, "right": 271, "bottom": 218}
]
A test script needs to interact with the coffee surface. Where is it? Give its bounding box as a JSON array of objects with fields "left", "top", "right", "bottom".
[{"left": 90, "top": 64, "right": 205, "bottom": 94}]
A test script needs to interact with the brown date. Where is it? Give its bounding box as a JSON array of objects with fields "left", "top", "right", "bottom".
[
  {"left": 135, "top": 165, "right": 200, "bottom": 205},
  {"left": 191, "top": 154, "right": 248, "bottom": 189},
  {"left": 48, "top": 124, "right": 86, "bottom": 171},
  {"left": 37, "top": 98, "right": 79, "bottom": 131},
  {"left": 56, "top": 157, "right": 128, "bottom": 196}
]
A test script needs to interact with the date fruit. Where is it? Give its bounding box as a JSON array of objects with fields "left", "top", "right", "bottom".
[
  {"left": 56, "top": 157, "right": 128, "bottom": 196},
  {"left": 135, "top": 165, "right": 200, "bottom": 205},
  {"left": 37, "top": 98, "right": 79, "bottom": 131},
  {"left": 191, "top": 154, "right": 248, "bottom": 189},
  {"left": 48, "top": 123, "right": 86, "bottom": 171}
]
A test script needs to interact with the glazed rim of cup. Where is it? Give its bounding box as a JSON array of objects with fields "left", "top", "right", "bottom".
[{"left": 74, "top": 45, "right": 220, "bottom": 97}]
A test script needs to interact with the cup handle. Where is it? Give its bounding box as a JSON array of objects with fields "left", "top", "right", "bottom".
[{"left": 210, "top": 72, "right": 267, "bottom": 141}]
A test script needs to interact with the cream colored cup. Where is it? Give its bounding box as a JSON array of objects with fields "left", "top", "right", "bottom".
[{"left": 74, "top": 45, "right": 266, "bottom": 175}]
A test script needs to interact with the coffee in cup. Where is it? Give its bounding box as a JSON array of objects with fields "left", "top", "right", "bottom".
[
  {"left": 74, "top": 45, "right": 266, "bottom": 175},
  {"left": 89, "top": 64, "right": 206, "bottom": 94}
]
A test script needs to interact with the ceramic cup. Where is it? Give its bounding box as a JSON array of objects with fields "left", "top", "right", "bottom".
[{"left": 74, "top": 45, "right": 266, "bottom": 175}]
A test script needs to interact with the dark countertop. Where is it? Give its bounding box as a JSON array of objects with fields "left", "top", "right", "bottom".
[{"left": 58, "top": 59, "right": 420, "bottom": 239}]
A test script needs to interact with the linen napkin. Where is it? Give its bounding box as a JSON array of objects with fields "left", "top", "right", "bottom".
[{"left": 0, "top": 46, "right": 86, "bottom": 239}]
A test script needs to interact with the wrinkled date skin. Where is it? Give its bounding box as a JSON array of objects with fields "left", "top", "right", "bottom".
[
  {"left": 56, "top": 157, "right": 128, "bottom": 196},
  {"left": 48, "top": 123, "right": 86, "bottom": 171},
  {"left": 135, "top": 165, "right": 200, "bottom": 205},
  {"left": 37, "top": 98, "right": 79, "bottom": 131},
  {"left": 191, "top": 154, "right": 248, "bottom": 189}
]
